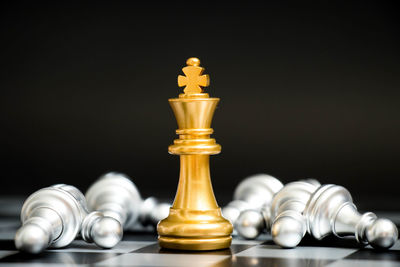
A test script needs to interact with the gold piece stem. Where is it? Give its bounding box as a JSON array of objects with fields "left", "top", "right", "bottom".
[{"left": 173, "top": 155, "right": 218, "bottom": 210}]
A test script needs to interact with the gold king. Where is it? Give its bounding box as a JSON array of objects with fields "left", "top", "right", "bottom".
[{"left": 157, "top": 57, "right": 233, "bottom": 250}]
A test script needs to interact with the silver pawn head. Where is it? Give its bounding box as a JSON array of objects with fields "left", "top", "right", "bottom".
[
  {"left": 222, "top": 200, "right": 251, "bottom": 224},
  {"left": 235, "top": 210, "right": 265, "bottom": 239},
  {"left": 272, "top": 211, "right": 306, "bottom": 248},
  {"left": 14, "top": 223, "right": 50, "bottom": 254},
  {"left": 91, "top": 216, "right": 123, "bottom": 249},
  {"left": 366, "top": 218, "right": 398, "bottom": 249},
  {"left": 81, "top": 211, "right": 123, "bottom": 249}
]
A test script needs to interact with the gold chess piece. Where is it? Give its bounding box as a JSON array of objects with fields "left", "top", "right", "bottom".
[{"left": 157, "top": 57, "right": 233, "bottom": 250}]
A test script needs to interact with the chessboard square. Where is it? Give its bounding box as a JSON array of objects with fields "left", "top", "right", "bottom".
[
  {"left": 0, "top": 264, "right": 73, "bottom": 267},
  {"left": 0, "top": 240, "right": 18, "bottom": 252},
  {"left": 344, "top": 248, "right": 400, "bottom": 262},
  {"left": 132, "top": 243, "right": 254, "bottom": 256},
  {"left": 327, "top": 259, "right": 400, "bottom": 267},
  {"left": 231, "top": 237, "right": 267, "bottom": 246},
  {"left": 212, "top": 256, "right": 334, "bottom": 267},
  {"left": 389, "top": 240, "right": 400, "bottom": 251},
  {"left": 235, "top": 244, "right": 357, "bottom": 260},
  {"left": 47, "top": 240, "right": 154, "bottom": 253},
  {"left": 0, "top": 251, "right": 18, "bottom": 260},
  {"left": 95, "top": 253, "right": 230, "bottom": 266},
  {"left": 0, "top": 251, "right": 120, "bottom": 264},
  {"left": 231, "top": 240, "right": 263, "bottom": 246}
]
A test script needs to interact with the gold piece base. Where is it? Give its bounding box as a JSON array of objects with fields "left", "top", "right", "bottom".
[
  {"left": 158, "top": 236, "right": 232, "bottom": 251},
  {"left": 157, "top": 208, "right": 233, "bottom": 251}
]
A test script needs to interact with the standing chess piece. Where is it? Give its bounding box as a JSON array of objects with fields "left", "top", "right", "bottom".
[
  {"left": 85, "top": 172, "right": 170, "bottom": 229},
  {"left": 235, "top": 180, "right": 319, "bottom": 241},
  {"left": 157, "top": 58, "right": 233, "bottom": 250},
  {"left": 270, "top": 181, "right": 320, "bottom": 247},
  {"left": 15, "top": 184, "right": 122, "bottom": 254},
  {"left": 304, "top": 184, "right": 398, "bottom": 249},
  {"left": 221, "top": 174, "right": 283, "bottom": 225}
]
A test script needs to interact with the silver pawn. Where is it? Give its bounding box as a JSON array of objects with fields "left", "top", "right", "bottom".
[
  {"left": 236, "top": 180, "right": 320, "bottom": 241},
  {"left": 270, "top": 181, "right": 320, "bottom": 247},
  {"left": 15, "top": 184, "right": 122, "bottom": 254},
  {"left": 85, "top": 172, "right": 170, "bottom": 230},
  {"left": 235, "top": 204, "right": 271, "bottom": 240},
  {"left": 221, "top": 174, "right": 283, "bottom": 226},
  {"left": 304, "top": 184, "right": 398, "bottom": 249}
]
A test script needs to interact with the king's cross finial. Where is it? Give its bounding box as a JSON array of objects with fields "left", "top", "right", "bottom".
[{"left": 178, "top": 57, "right": 210, "bottom": 95}]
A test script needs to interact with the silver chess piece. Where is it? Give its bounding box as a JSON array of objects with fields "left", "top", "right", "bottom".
[
  {"left": 221, "top": 174, "right": 283, "bottom": 226},
  {"left": 85, "top": 172, "right": 170, "bottom": 230},
  {"left": 236, "top": 180, "right": 320, "bottom": 241},
  {"left": 304, "top": 184, "right": 398, "bottom": 249},
  {"left": 15, "top": 184, "right": 122, "bottom": 254},
  {"left": 270, "top": 181, "right": 320, "bottom": 247}
]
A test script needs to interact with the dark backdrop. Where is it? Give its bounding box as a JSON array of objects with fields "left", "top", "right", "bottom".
[{"left": 1, "top": 2, "right": 399, "bottom": 209}]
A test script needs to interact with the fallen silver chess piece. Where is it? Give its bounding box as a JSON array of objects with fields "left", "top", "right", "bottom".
[
  {"left": 235, "top": 179, "right": 320, "bottom": 242},
  {"left": 15, "top": 184, "right": 122, "bottom": 254},
  {"left": 303, "top": 184, "right": 398, "bottom": 249},
  {"left": 85, "top": 172, "right": 170, "bottom": 230},
  {"left": 270, "top": 180, "right": 320, "bottom": 247},
  {"left": 221, "top": 173, "right": 283, "bottom": 227},
  {"left": 269, "top": 184, "right": 398, "bottom": 249}
]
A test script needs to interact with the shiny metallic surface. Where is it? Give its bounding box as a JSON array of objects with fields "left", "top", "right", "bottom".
[
  {"left": 16, "top": 184, "right": 123, "bottom": 254},
  {"left": 304, "top": 184, "right": 398, "bottom": 249},
  {"left": 269, "top": 181, "right": 319, "bottom": 247},
  {"left": 85, "top": 172, "right": 170, "bottom": 230},
  {"left": 15, "top": 185, "right": 85, "bottom": 253},
  {"left": 85, "top": 172, "right": 142, "bottom": 229},
  {"left": 235, "top": 210, "right": 265, "bottom": 239},
  {"left": 305, "top": 184, "right": 352, "bottom": 240},
  {"left": 222, "top": 174, "right": 283, "bottom": 225},
  {"left": 157, "top": 58, "right": 233, "bottom": 250},
  {"left": 81, "top": 211, "right": 122, "bottom": 249},
  {"left": 149, "top": 202, "right": 170, "bottom": 226},
  {"left": 222, "top": 200, "right": 251, "bottom": 224},
  {"left": 270, "top": 181, "right": 319, "bottom": 220},
  {"left": 366, "top": 218, "right": 398, "bottom": 249},
  {"left": 139, "top": 197, "right": 170, "bottom": 227},
  {"left": 233, "top": 174, "right": 284, "bottom": 210},
  {"left": 272, "top": 210, "right": 307, "bottom": 248},
  {"left": 14, "top": 223, "right": 51, "bottom": 254},
  {"left": 235, "top": 180, "right": 318, "bottom": 241},
  {"left": 91, "top": 215, "right": 123, "bottom": 249}
]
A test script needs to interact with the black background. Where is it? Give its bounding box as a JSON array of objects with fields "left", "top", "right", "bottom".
[{"left": 1, "top": 2, "right": 399, "bottom": 209}]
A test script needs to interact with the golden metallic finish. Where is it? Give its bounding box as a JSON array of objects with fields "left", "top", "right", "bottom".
[
  {"left": 157, "top": 58, "right": 233, "bottom": 250},
  {"left": 177, "top": 57, "right": 210, "bottom": 95}
]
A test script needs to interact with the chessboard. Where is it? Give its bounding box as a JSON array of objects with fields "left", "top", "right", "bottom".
[{"left": 1, "top": 216, "right": 400, "bottom": 267}]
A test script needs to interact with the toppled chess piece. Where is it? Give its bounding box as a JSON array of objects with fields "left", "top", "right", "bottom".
[
  {"left": 303, "top": 184, "right": 398, "bottom": 249},
  {"left": 15, "top": 184, "right": 122, "bottom": 254},
  {"left": 236, "top": 180, "right": 319, "bottom": 241},
  {"left": 85, "top": 172, "right": 170, "bottom": 230},
  {"left": 270, "top": 181, "right": 320, "bottom": 247},
  {"left": 222, "top": 174, "right": 283, "bottom": 225}
]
